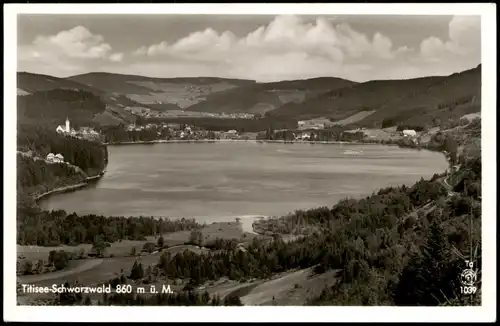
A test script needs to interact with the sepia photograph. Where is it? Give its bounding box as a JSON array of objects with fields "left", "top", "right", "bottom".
[{"left": 4, "top": 3, "right": 496, "bottom": 323}]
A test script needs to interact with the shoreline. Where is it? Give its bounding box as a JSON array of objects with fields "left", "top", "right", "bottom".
[
  {"left": 103, "top": 139, "right": 400, "bottom": 146},
  {"left": 31, "top": 139, "right": 447, "bottom": 235},
  {"left": 34, "top": 171, "right": 106, "bottom": 201}
]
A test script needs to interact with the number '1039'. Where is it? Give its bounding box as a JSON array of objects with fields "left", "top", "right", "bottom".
[{"left": 461, "top": 286, "right": 477, "bottom": 294}]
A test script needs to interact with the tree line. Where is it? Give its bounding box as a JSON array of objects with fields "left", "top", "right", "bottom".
[
  {"left": 18, "top": 89, "right": 105, "bottom": 126},
  {"left": 257, "top": 127, "right": 366, "bottom": 142},
  {"left": 17, "top": 207, "right": 202, "bottom": 246},
  {"left": 17, "top": 124, "right": 108, "bottom": 175}
]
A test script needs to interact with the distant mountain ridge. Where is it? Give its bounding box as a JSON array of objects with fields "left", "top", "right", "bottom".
[
  {"left": 187, "top": 77, "right": 356, "bottom": 115},
  {"left": 17, "top": 72, "right": 140, "bottom": 126},
  {"left": 17, "top": 64, "right": 481, "bottom": 129},
  {"left": 269, "top": 64, "right": 481, "bottom": 128},
  {"left": 67, "top": 72, "right": 256, "bottom": 110}
]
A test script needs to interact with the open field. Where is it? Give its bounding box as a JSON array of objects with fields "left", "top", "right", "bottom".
[
  {"left": 16, "top": 220, "right": 255, "bottom": 305},
  {"left": 460, "top": 112, "right": 481, "bottom": 122},
  {"left": 17, "top": 221, "right": 255, "bottom": 261},
  {"left": 17, "top": 221, "right": 263, "bottom": 288},
  {"left": 18, "top": 237, "right": 160, "bottom": 262},
  {"left": 240, "top": 267, "right": 340, "bottom": 305},
  {"left": 330, "top": 110, "right": 376, "bottom": 126},
  {"left": 199, "top": 266, "right": 341, "bottom": 305}
]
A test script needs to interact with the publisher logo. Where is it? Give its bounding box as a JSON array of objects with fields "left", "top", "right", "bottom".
[{"left": 460, "top": 268, "right": 477, "bottom": 287}]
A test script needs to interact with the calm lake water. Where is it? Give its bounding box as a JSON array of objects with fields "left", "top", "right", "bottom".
[{"left": 39, "top": 142, "right": 448, "bottom": 229}]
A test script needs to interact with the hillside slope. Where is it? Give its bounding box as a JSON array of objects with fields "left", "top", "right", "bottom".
[
  {"left": 18, "top": 65, "right": 481, "bottom": 128},
  {"left": 187, "top": 77, "right": 356, "bottom": 115},
  {"left": 17, "top": 89, "right": 107, "bottom": 127},
  {"left": 67, "top": 72, "right": 256, "bottom": 110},
  {"left": 17, "top": 72, "right": 142, "bottom": 125},
  {"left": 17, "top": 72, "right": 104, "bottom": 95},
  {"left": 269, "top": 65, "right": 481, "bottom": 128}
]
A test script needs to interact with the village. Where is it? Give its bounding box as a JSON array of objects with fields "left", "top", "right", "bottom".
[
  {"left": 124, "top": 106, "right": 255, "bottom": 120},
  {"left": 56, "top": 117, "right": 101, "bottom": 142},
  {"left": 51, "top": 114, "right": 424, "bottom": 146},
  {"left": 120, "top": 119, "right": 422, "bottom": 144}
]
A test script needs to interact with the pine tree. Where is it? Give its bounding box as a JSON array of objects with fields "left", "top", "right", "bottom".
[
  {"left": 223, "top": 294, "right": 243, "bottom": 306},
  {"left": 202, "top": 291, "right": 211, "bottom": 304},
  {"left": 394, "top": 221, "right": 449, "bottom": 305},
  {"left": 129, "top": 260, "right": 144, "bottom": 280},
  {"left": 82, "top": 295, "right": 92, "bottom": 306},
  {"left": 130, "top": 246, "right": 137, "bottom": 257},
  {"left": 211, "top": 294, "right": 221, "bottom": 306},
  {"left": 157, "top": 236, "right": 164, "bottom": 248}
]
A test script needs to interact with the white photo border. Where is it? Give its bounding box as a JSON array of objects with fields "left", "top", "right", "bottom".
[{"left": 4, "top": 3, "right": 497, "bottom": 323}]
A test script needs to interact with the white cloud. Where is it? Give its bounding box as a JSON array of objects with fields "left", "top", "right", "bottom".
[
  {"left": 132, "top": 15, "right": 411, "bottom": 81},
  {"left": 18, "top": 26, "right": 123, "bottom": 75},
  {"left": 109, "top": 52, "right": 124, "bottom": 62},
  {"left": 420, "top": 15, "right": 481, "bottom": 60},
  {"left": 32, "top": 26, "right": 114, "bottom": 59},
  {"left": 17, "top": 15, "right": 481, "bottom": 81}
]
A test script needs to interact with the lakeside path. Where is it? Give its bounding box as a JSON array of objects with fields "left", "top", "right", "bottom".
[
  {"left": 35, "top": 172, "right": 105, "bottom": 201},
  {"left": 35, "top": 183, "right": 88, "bottom": 201}
]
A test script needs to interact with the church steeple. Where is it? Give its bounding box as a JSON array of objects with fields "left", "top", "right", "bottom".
[{"left": 65, "top": 117, "right": 70, "bottom": 133}]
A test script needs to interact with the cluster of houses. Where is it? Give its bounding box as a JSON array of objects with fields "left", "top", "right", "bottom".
[
  {"left": 56, "top": 118, "right": 100, "bottom": 141},
  {"left": 297, "top": 120, "right": 330, "bottom": 130},
  {"left": 293, "top": 131, "right": 313, "bottom": 141},
  {"left": 125, "top": 105, "right": 255, "bottom": 119},
  {"left": 46, "top": 153, "right": 65, "bottom": 164},
  {"left": 219, "top": 113, "right": 254, "bottom": 119},
  {"left": 123, "top": 122, "right": 244, "bottom": 140},
  {"left": 177, "top": 128, "right": 240, "bottom": 140},
  {"left": 126, "top": 122, "right": 185, "bottom": 134}
]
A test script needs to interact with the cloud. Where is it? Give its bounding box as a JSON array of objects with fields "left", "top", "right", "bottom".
[
  {"left": 132, "top": 15, "right": 411, "bottom": 81},
  {"left": 18, "top": 26, "right": 123, "bottom": 76},
  {"left": 420, "top": 15, "right": 481, "bottom": 60},
  {"left": 139, "top": 16, "right": 408, "bottom": 62},
  {"left": 18, "top": 15, "right": 481, "bottom": 81},
  {"left": 109, "top": 52, "right": 124, "bottom": 62}
]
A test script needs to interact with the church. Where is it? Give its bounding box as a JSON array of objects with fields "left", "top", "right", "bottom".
[{"left": 56, "top": 117, "right": 71, "bottom": 134}]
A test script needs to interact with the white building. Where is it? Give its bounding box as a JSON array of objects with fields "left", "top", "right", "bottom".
[
  {"left": 402, "top": 129, "right": 417, "bottom": 137},
  {"left": 54, "top": 154, "right": 64, "bottom": 163},
  {"left": 46, "top": 153, "right": 64, "bottom": 163},
  {"left": 301, "top": 132, "right": 311, "bottom": 140},
  {"left": 56, "top": 117, "right": 71, "bottom": 134},
  {"left": 224, "top": 130, "right": 238, "bottom": 139}
]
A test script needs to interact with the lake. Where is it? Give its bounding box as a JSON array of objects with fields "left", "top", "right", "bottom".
[{"left": 39, "top": 142, "right": 448, "bottom": 230}]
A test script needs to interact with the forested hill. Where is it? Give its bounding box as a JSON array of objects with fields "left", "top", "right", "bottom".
[
  {"left": 269, "top": 64, "right": 481, "bottom": 128},
  {"left": 18, "top": 65, "right": 480, "bottom": 130},
  {"left": 186, "top": 77, "right": 356, "bottom": 115},
  {"left": 17, "top": 72, "right": 142, "bottom": 125},
  {"left": 67, "top": 72, "right": 256, "bottom": 110},
  {"left": 18, "top": 89, "right": 106, "bottom": 127},
  {"left": 17, "top": 72, "right": 104, "bottom": 95},
  {"left": 17, "top": 124, "right": 108, "bottom": 198}
]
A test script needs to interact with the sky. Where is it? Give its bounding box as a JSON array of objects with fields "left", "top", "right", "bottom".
[{"left": 17, "top": 14, "right": 481, "bottom": 82}]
